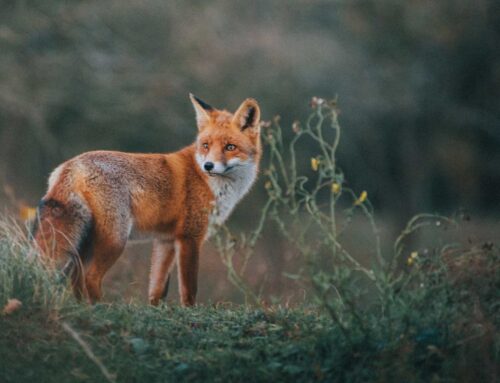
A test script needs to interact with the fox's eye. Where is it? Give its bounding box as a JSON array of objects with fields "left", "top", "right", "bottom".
[
  {"left": 202, "top": 143, "right": 209, "bottom": 150},
  {"left": 225, "top": 144, "right": 236, "bottom": 151}
]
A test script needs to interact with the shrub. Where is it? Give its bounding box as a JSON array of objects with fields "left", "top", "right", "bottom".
[{"left": 215, "top": 98, "right": 500, "bottom": 381}]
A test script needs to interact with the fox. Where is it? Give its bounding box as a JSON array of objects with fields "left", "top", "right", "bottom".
[{"left": 33, "top": 94, "right": 261, "bottom": 306}]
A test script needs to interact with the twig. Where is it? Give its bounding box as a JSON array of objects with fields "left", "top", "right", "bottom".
[{"left": 61, "top": 322, "right": 116, "bottom": 383}]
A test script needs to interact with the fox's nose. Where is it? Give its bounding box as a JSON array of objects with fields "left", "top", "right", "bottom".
[{"left": 204, "top": 162, "right": 214, "bottom": 172}]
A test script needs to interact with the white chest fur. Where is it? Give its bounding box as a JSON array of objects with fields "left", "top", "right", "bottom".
[{"left": 206, "top": 163, "right": 257, "bottom": 235}]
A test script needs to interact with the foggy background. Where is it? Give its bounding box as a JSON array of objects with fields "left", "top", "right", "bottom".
[{"left": 1, "top": 0, "right": 499, "bottom": 302}]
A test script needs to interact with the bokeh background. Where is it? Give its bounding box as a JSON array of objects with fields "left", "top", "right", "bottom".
[{"left": 1, "top": 0, "right": 499, "bottom": 303}]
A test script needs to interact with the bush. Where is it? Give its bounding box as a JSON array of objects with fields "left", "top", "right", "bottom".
[{"left": 215, "top": 98, "right": 500, "bottom": 381}]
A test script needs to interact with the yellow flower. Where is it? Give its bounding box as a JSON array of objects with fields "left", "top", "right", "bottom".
[
  {"left": 354, "top": 190, "right": 368, "bottom": 205},
  {"left": 311, "top": 158, "right": 319, "bottom": 171},
  {"left": 19, "top": 204, "right": 37, "bottom": 221},
  {"left": 407, "top": 251, "right": 418, "bottom": 266},
  {"left": 331, "top": 182, "right": 341, "bottom": 194},
  {"left": 264, "top": 181, "right": 272, "bottom": 190}
]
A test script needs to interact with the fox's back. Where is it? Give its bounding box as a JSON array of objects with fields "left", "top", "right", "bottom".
[{"left": 45, "top": 148, "right": 213, "bottom": 233}]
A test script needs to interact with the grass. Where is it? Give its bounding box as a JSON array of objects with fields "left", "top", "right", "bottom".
[
  {"left": 0, "top": 217, "right": 499, "bottom": 383},
  {"left": 1, "top": 300, "right": 335, "bottom": 382},
  {"left": 0, "top": 231, "right": 341, "bottom": 383},
  {"left": 1, "top": 100, "right": 499, "bottom": 382}
]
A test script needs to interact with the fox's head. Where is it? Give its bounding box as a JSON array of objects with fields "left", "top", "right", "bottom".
[{"left": 190, "top": 94, "right": 261, "bottom": 177}]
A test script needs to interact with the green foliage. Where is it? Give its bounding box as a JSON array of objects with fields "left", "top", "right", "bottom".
[
  {"left": 214, "top": 99, "right": 500, "bottom": 381},
  {"left": 0, "top": 218, "right": 498, "bottom": 382},
  {"left": 0, "top": 232, "right": 340, "bottom": 382},
  {"left": 0, "top": 100, "right": 498, "bottom": 382}
]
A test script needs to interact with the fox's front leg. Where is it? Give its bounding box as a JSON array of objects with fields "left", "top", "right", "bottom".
[
  {"left": 176, "top": 238, "right": 201, "bottom": 307},
  {"left": 148, "top": 238, "right": 177, "bottom": 306}
]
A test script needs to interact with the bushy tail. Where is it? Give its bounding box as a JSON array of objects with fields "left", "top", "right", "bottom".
[{"left": 32, "top": 196, "right": 93, "bottom": 294}]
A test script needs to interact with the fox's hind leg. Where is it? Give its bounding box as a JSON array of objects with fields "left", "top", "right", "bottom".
[
  {"left": 33, "top": 197, "right": 93, "bottom": 298},
  {"left": 84, "top": 239, "right": 126, "bottom": 303},
  {"left": 84, "top": 224, "right": 129, "bottom": 303},
  {"left": 148, "top": 238, "right": 177, "bottom": 306}
]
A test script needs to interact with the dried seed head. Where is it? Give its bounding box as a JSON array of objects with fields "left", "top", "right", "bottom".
[
  {"left": 310, "top": 97, "right": 325, "bottom": 108},
  {"left": 260, "top": 120, "right": 272, "bottom": 129},
  {"left": 3, "top": 299, "right": 22, "bottom": 315}
]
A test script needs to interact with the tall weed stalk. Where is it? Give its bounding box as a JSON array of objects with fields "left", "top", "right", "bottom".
[{"left": 214, "top": 98, "right": 492, "bottom": 348}]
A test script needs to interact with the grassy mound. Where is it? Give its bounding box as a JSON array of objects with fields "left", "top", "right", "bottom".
[{"left": 0, "top": 218, "right": 498, "bottom": 383}]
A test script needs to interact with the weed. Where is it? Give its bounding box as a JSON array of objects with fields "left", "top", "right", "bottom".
[
  {"left": 213, "top": 97, "right": 499, "bottom": 381},
  {"left": 0, "top": 99, "right": 498, "bottom": 382}
]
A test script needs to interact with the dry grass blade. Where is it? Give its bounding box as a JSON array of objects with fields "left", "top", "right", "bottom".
[{"left": 61, "top": 322, "right": 116, "bottom": 383}]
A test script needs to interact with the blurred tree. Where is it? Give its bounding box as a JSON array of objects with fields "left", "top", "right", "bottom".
[{"left": 0, "top": 0, "right": 498, "bottom": 223}]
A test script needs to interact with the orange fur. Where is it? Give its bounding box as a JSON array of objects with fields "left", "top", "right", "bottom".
[{"left": 34, "top": 95, "right": 261, "bottom": 306}]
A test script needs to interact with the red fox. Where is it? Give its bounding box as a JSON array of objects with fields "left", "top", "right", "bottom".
[{"left": 33, "top": 95, "right": 261, "bottom": 306}]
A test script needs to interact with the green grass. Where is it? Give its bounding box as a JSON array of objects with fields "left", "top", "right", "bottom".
[
  {"left": 2, "top": 101, "right": 499, "bottom": 382},
  {"left": 1, "top": 302, "right": 335, "bottom": 382},
  {"left": 0, "top": 218, "right": 499, "bottom": 383}
]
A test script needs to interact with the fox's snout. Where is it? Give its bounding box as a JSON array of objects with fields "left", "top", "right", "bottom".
[{"left": 199, "top": 158, "right": 233, "bottom": 175}]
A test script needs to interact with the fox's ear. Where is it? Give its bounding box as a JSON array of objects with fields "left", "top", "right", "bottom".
[
  {"left": 233, "top": 98, "right": 260, "bottom": 134},
  {"left": 190, "top": 93, "right": 213, "bottom": 130}
]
